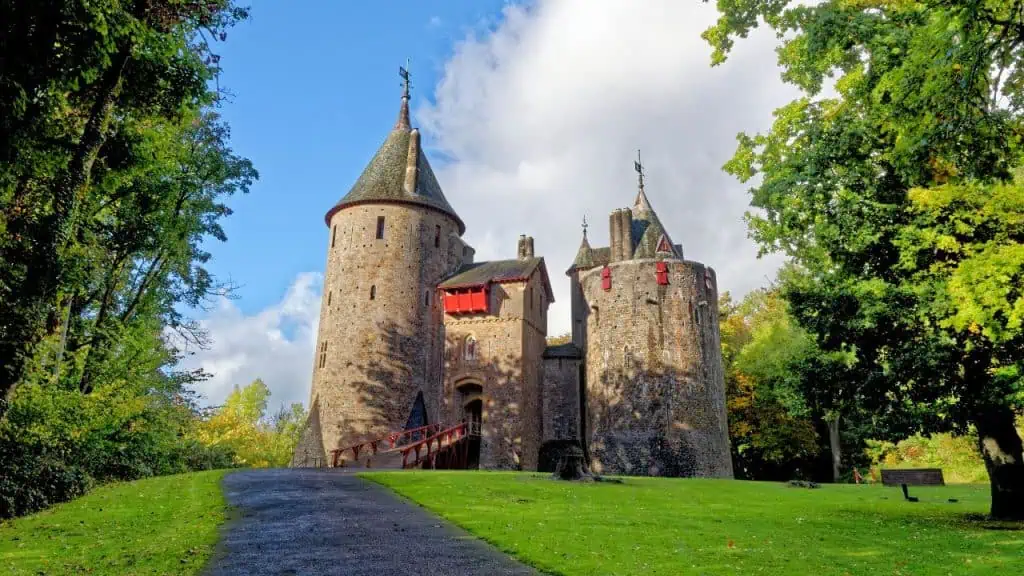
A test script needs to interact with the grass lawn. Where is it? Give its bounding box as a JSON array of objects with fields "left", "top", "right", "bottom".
[
  {"left": 363, "top": 471, "right": 1024, "bottom": 576},
  {"left": 0, "top": 469, "right": 230, "bottom": 575}
]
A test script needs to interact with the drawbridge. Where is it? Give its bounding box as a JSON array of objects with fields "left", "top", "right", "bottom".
[{"left": 328, "top": 421, "right": 482, "bottom": 470}]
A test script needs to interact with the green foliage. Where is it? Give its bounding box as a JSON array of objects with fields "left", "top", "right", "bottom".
[
  {"left": 719, "top": 289, "right": 821, "bottom": 479},
  {"left": 865, "top": 433, "right": 990, "bottom": 484},
  {"left": 706, "top": 0, "right": 1024, "bottom": 517},
  {"left": 0, "top": 470, "right": 229, "bottom": 575},
  {"left": 0, "top": 1, "right": 256, "bottom": 519},
  {"left": 195, "top": 379, "right": 307, "bottom": 468},
  {"left": 366, "top": 471, "right": 1022, "bottom": 575}
]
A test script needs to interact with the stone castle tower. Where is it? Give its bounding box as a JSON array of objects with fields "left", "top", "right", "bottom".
[
  {"left": 293, "top": 73, "right": 731, "bottom": 478},
  {"left": 294, "top": 77, "right": 474, "bottom": 464},
  {"left": 568, "top": 164, "right": 733, "bottom": 477}
]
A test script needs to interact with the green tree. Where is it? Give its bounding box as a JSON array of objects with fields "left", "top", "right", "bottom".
[
  {"left": 196, "top": 379, "right": 306, "bottom": 468},
  {"left": 706, "top": 0, "right": 1024, "bottom": 518},
  {"left": 719, "top": 290, "right": 821, "bottom": 480},
  {"left": 0, "top": 0, "right": 250, "bottom": 417}
]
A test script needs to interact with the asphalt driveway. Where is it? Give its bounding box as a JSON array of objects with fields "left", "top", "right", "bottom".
[{"left": 202, "top": 469, "right": 538, "bottom": 576}]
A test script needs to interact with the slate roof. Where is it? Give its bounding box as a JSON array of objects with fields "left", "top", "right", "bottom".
[
  {"left": 439, "top": 257, "right": 555, "bottom": 301},
  {"left": 568, "top": 235, "right": 594, "bottom": 273},
  {"left": 591, "top": 247, "right": 611, "bottom": 267},
  {"left": 543, "top": 343, "right": 583, "bottom": 359},
  {"left": 631, "top": 188, "right": 682, "bottom": 260},
  {"left": 324, "top": 96, "right": 465, "bottom": 233}
]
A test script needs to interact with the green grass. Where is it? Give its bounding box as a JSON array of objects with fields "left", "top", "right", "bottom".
[
  {"left": 0, "top": 470, "right": 230, "bottom": 575},
  {"left": 363, "top": 471, "right": 1024, "bottom": 576}
]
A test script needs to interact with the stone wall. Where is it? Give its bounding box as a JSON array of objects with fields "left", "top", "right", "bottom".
[
  {"left": 579, "top": 258, "right": 733, "bottom": 478},
  {"left": 442, "top": 268, "right": 549, "bottom": 470},
  {"left": 541, "top": 354, "right": 581, "bottom": 443},
  {"left": 308, "top": 203, "right": 464, "bottom": 462}
]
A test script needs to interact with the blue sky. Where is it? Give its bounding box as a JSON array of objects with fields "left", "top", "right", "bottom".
[
  {"left": 208, "top": 0, "right": 511, "bottom": 316},
  {"left": 182, "top": 1, "right": 797, "bottom": 410}
]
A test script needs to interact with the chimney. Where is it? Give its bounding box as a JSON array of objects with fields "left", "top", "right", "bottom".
[
  {"left": 525, "top": 236, "right": 535, "bottom": 258},
  {"left": 619, "top": 208, "right": 633, "bottom": 261},
  {"left": 609, "top": 210, "right": 622, "bottom": 263},
  {"left": 517, "top": 234, "right": 528, "bottom": 259}
]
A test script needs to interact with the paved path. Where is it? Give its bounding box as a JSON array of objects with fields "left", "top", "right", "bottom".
[{"left": 203, "top": 469, "right": 538, "bottom": 576}]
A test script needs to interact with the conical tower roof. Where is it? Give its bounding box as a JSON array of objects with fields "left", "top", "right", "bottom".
[
  {"left": 324, "top": 83, "right": 464, "bottom": 233},
  {"left": 631, "top": 184, "right": 682, "bottom": 260},
  {"left": 568, "top": 231, "right": 594, "bottom": 273}
]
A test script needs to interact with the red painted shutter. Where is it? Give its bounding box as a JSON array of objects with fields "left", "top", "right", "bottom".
[
  {"left": 656, "top": 261, "right": 669, "bottom": 285},
  {"left": 471, "top": 287, "right": 487, "bottom": 312},
  {"left": 601, "top": 266, "right": 611, "bottom": 291}
]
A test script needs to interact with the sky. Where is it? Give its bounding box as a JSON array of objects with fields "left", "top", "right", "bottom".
[{"left": 177, "top": 0, "right": 800, "bottom": 412}]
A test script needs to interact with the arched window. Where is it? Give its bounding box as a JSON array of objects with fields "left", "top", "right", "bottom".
[
  {"left": 464, "top": 335, "right": 477, "bottom": 361},
  {"left": 370, "top": 285, "right": 376, "bottom": 300}
]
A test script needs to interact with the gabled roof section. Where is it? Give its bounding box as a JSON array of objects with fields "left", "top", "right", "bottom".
[
  {"left": 324, "top": 91, "right": 464, "bottom": 233},
  {"left": 439, "top": 257, "right": 555, "bottom": 302},
  {"left": 631, "top": 187, "right": 682, "bottom": 260}
]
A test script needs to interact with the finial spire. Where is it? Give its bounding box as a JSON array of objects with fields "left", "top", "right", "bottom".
[
  {"left": 634, "top": 149, "right": 645, "bottom": 192},
  {"left": 634, "top": 149, "right": 652, "bottom": 212},
  {"left": 582, "top": 215, "right": 588, "bottom": 239},
  {"left": 395, "top": 59, "right": 412, "bottom": 129}
]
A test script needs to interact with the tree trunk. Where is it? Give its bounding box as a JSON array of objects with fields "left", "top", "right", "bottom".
[
  {"left": 552, "top": 444, "right": 592, "bottom": 481},
  {"left": 974, "top": 405, "right": 1024, "bottom": 520},
  {"left": 827, "top": 412, "right": 842, "bottom": 483}
]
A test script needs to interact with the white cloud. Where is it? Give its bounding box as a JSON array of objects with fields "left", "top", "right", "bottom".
[
  {"left": 419, "top": 0, "right": 798, "bottom": 335},
  {"left": 177, "top": 272, "right": 321, "bottom": 410}
]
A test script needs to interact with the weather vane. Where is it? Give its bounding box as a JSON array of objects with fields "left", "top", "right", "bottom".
[
  {"left": 582, "top": 215, "right": 588, "bottom": 239},
  {"left": 399, "top": 58, "right": 412, "bottom": 99},
  {"left": 634, "top": 149, "right": 645, "bottom": 191}
]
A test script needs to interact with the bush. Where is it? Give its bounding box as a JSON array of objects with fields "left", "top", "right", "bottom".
[
  {"left": 864, "top": 432, "right": 988, "bottom": 484},
  {"left": 0, "top": 446, "right": 93, "bottom": 520}
]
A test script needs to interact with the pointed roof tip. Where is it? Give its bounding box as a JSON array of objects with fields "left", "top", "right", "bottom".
[
  {"left": 394, "top": 96, "right": 411, "bottom": 130},
  {"left": 324, "top": 69, "right": 464, "bottom": 233},
  {"left": 634, "top": 186, "right": 652, "bottom": 213}
]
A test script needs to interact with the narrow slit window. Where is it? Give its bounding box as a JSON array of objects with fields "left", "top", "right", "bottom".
[
  {"left": 376, "top": 216, "right": 385, "bottom": 239},
  {"left": 434, "top": 225, "right": 441, "bottom": 248},
  {"left": 327, "top": 291, "right": 332, "bottom": 306},
  {"left": 331, "top": 225, "right": 337, "bottom": 248},
  {"left": 425, "top": 291, "right": 430, "bottom": 306},
  {"left": 370, "top": 285, "right": 376, "bottom": 300},
  {"left": 319, "top": 342, "right": 328, "bottom": 368}
]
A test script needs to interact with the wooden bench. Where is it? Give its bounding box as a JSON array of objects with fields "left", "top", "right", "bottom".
[{"left": 881, "top": 468, "right": 945, "bottom": 502}]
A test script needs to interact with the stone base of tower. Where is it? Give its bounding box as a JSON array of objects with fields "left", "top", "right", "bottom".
[
  {"left": 291, "top": 398, "right": 327, "bottom": 468},
  {"left": 588, "top": 430, "right": 733, "bottom": 478}
]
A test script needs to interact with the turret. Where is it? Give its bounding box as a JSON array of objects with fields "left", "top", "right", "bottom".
[
  {"left": 578, "top": 152, "right": 731, "bottom": 479},
  {"left": 294, "top": 64, "right": 467, "bottom": 467}
]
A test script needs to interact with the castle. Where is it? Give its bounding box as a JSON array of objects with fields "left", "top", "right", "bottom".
[{"left": 292, "top": 75, "right": 733, "bottom": 478}]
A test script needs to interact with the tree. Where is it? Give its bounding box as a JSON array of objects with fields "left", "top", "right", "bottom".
[
  {"left": 0, "top": 0, "right": 250, "bottom": 417},
  {"left": 195, "top": 379, "right": 307, "bottom": 468},
  {"left": 719, "top": 290, "right": 821, "bottom": 480},
  {"left": 706, "top": 0, "right": 1024, "bottom": 518}
]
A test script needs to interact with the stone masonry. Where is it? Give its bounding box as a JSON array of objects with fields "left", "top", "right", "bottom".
[{"left": 293, "top": 76, "right": 733, "bottom": 478}]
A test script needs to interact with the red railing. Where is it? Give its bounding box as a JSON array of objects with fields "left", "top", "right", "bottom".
[
  {"left": 330, "top": 423, "right": 443, "bottom": 468},
  {"left": 399, "top": 421, "right": 472, "bottom": 469}
]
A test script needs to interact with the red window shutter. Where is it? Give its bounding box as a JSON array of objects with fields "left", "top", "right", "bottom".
[
  {"left": 656, "top": 261, "right": 669, "bottom": 285},
  {"left": 458, "top": 290, "right": 472, "bottom": 312},
  {"left": 601, "top": 266, "right": 611, "bottom": 291},
  {"left": 444, "top": 291, "right": 459, "bottom": 313},
  {"left": 471, "top": 288, "right": 487, "bottom": 313}
]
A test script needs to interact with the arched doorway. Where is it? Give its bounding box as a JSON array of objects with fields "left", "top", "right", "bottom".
[{"left": 456, "top": 381, "right": 483, "bottom": 469}]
